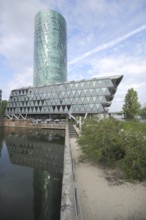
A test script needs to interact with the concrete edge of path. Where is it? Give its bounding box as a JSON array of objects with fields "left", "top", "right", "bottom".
[{"left": 60, "top": 124, "right": 76, "bottom": 220}]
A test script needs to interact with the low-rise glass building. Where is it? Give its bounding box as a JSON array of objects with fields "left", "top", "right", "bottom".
[{"left": 5, "top": 75, "right": 123, "bottom": 118}]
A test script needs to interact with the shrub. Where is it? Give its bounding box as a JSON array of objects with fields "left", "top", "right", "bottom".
[
  {"left": 118, "top": 131, "right": 146, "bottom": 180},
  {"left": 77, "top": 117, "right": 146, "bottom": 180},
  {"left": 78, "top": 117, "right": 125, "bottom": 165}
]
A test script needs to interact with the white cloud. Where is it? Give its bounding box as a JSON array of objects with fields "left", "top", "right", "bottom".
[
  {"left": 0, "top": 0, "right": 46, "bottom": 66},
  {"left": 69, "top": 25, "right": 146, "bottom": 65},
  {"left": 89, "top": 56, "right": 146, "bottom": 77},
  {"left": 92, "top": 56, "right": 146, "bottom": 112},
  {"left": 2, "top": 67, "right": 33, "bottom": 100}
]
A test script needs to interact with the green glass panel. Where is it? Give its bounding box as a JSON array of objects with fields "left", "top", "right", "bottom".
[{"left": 33, "top": 10, "right": 67, "bottom": 86}]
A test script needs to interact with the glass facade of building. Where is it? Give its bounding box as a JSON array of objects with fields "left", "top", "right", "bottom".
[
  {"left": 5, "top": 75, "right": 123, "bottom": 116},
  {"left": 33, "top": 10, "right": 67, "bottom": 86}
]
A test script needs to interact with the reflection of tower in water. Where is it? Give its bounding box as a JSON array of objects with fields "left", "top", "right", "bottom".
[
  {"left": 33, "top": 170, "right": 62, "bottom": 220},
  {"left": 6, "top": 131, "right": 64, "bottom": 220},
  {"left": 0, "top": 129, "right": 4, "bottom": 157}
]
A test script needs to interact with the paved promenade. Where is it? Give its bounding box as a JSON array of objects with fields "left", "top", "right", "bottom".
[{"left": 70, "top": 126, "right": 146, "bottom": 220}]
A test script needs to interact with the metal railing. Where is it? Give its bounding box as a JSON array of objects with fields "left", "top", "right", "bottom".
[
  {"left": 71, "top": 158, "right": 83, "bottom": 220},
  {"left": 69, "top": 127, "right": 83, "bottom": 220}
]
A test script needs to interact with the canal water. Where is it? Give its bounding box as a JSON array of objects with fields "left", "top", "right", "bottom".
[{"left": 0, "top": 127, "right": 65, "bottom": 220}]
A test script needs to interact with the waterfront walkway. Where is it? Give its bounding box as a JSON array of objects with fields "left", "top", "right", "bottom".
[{"left": 70, "top": 125, "right": 146, "bottom": 220}]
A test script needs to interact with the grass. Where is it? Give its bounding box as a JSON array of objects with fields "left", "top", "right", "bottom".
[{"left": 120, "top": 121, "right": 146, "bottom": 135}]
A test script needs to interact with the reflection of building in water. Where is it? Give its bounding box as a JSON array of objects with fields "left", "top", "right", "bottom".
[
  {"left": 5, "top": 132, "right": 64, "bottom": 220},
  {"left": 33, "top": 169, "right": 62, "bottom": 220},
  {"left": 0, "top": 145, "right": 2, "bottom": 157},
  {"left": 6, "top": 134, "right": 64, "bottom": 175},
  {"left": 0, "top": 129, "right": 4, "bottom": 157},
  {"left": 3, "top": 127, "right": 65, "bottom": 144},
  {"left": 0, "top": 143, "right": 2, "bottom": 157}
]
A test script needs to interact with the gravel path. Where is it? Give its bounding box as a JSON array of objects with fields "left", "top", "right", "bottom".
[{"left": 70, "top": 128, "right": 146, "bottom": 220}]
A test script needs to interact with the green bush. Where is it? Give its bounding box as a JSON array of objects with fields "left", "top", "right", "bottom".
[
  {"left": 0, "top": 100, "right": 7, "bottom": 117},
  {"left": 78, "top": 117, "right": 125, "bottom": 165},
  {"left": 120, "top": 120, "right": 146, "bottom": 135},
  {"left": 77, "top": 117, "right": 146, "bottom": 180},
  {"left": 118, "top": 131, "right": 146, "bottom": 180}
]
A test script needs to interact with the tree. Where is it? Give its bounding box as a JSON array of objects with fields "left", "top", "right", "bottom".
[
  {"left": 0, "top": 100, "right": 7, "bottom": 117},
  {"left": 140, "top": 106, "right": 146, "bottom": 120},
  {"left": 123, "top": 88, "right": 141, "bottom": 120}
]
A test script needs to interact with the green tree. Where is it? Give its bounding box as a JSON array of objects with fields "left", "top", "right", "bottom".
[
  {"left": 140, "top": 106, "right": 146, "bottom": 120},
  {"left": 0, "top": 100, "right": 7, "bottom": 117},
  {"left": 123, "top": 88, "right": 141, "bottom": 120}
]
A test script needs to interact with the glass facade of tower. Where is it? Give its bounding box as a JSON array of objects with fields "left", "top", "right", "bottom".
[
  {"left": 5, "top": 75, "right": 123, "bottom": 116},
  {"left": 33, "top": 10, "right": 67, "bottom": 86}
]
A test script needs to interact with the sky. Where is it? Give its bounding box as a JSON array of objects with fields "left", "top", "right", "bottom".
[{"left": 0, "top": 0, "right": 146, "bottom": 112}]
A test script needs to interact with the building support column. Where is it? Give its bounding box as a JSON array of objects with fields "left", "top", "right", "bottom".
[
  {"left": 18, "top": 114, "right": 27, "bottom": 120},
  {"left": 6, "top": 114, "right": 12, "bottom": 120},
  {"left": 12, "top": 114, "right": 18, "bottom": 120}
]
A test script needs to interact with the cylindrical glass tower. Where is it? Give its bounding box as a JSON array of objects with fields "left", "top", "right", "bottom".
[{"left": 33, "top": 10, "right": 67, "bottom": 86}]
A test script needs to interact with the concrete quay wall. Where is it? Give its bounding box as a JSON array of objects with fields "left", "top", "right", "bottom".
[
  {"left": 0, "top": 119, "right": 65, "bottom": 129},
  {"left": 60, "top": 124, "right": 76, "bottom": 220},
  {"left": 0, "top": 119, "right": 4, "bottom": 127}
]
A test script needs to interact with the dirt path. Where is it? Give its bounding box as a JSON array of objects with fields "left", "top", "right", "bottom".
[{"left": 70, "top": 135, "right": 146, "bottom": 220}]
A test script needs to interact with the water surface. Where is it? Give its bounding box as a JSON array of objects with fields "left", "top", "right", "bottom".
[{"left": 0, "top": 127, "right": 65, "bottom": 220}]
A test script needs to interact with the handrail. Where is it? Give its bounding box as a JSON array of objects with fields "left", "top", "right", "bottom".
[
  {"left": 60, "top": 123, "right": 83, "bottom": 220},
  {"left": 71, "top": 157, "right": 83, "bottom": 220},
  {"left": 69, "top": 125, "right": 83, "bottom": 220}
]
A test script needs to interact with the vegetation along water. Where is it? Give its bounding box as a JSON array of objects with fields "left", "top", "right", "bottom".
[{"left": 77, "top": 117, "right": 146, "bottom": 181}]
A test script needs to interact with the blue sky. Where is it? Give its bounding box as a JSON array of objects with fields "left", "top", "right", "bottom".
[{"left": 0, "top": 0, "right": 146, "bottom": 112}]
